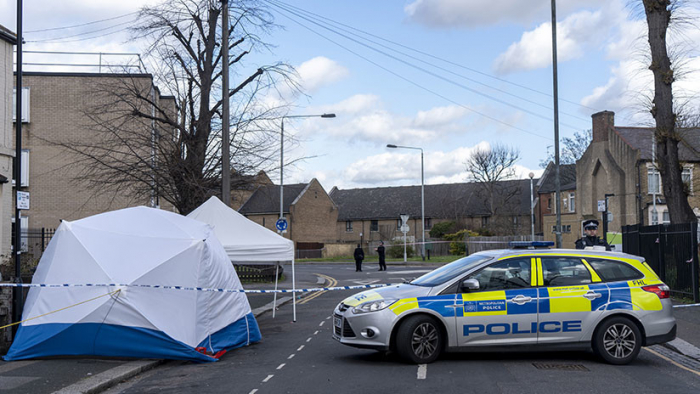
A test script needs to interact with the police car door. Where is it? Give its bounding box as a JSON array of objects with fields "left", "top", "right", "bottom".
[
  {"left": 536, "top": 256, "right": 609, "bottom": 344},
  {"left": 456, "top": 258, "right": 538, "bottom": 346}
]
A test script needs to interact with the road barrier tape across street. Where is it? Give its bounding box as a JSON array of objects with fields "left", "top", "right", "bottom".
[
  {"left": 0, "top": 282, "right": 396, "bottom": 294},
  {"left": 1, "top": 283, "right": 700, "bottom": 307}
]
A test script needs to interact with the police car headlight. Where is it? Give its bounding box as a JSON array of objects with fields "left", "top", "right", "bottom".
[{"left": 352, "top": 299, "right": 397, "bottom": 314}]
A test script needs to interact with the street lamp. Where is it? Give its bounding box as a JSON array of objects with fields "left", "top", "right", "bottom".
[
  {"left": 279, "top": 113, "right": 335, "bottom": 322},
  {"left": 386, "top": 144, "right": 425, "bottom": 261},
  {"left": 529, "top": 172, "right": 535, "bottom": 241}
]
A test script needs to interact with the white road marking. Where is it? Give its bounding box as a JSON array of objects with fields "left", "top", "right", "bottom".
[
  {"left": 277, "top": 363, "right": 286, "bottom": 370},
  {"left": 249, "top": 390, "right": 258, "bottom": 394},
  {"left": 314, "top": 330, "right": 319, "bottom": 335},
  {"left": 326, "top": 316, "right": 331, "bottom": 320},
  {"left": 297, "top": 345, "right": 305, "bottom": 351},
  {"left": 351, "top": 279, "right": 381, "bottom": 285},
  {"left": 307, "top": 337, "right": 312, "bottom": 342},
  {"left": 263, "top": 375, "right": 274, "bottom": 383},
  {"left": 417, "top": 364, "right": 427, "bottom": 380},
  {"left": 319, "top": 321, "right": 325, "bottom": 327},
  {"left": 288, "top": 354, "right": 295, "bottom": 360}
]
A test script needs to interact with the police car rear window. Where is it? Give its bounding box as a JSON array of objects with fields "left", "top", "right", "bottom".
[
  {"left": 587, "top": 259, "right": 643, "bottom": 282},
  {"left": 411, "top": 255, "right": 493, "bottom": 287}
]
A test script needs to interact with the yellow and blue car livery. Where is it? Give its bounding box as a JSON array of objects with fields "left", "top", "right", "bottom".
[{"left": 332, "top": 248, "right": 675, "bottom": 364}]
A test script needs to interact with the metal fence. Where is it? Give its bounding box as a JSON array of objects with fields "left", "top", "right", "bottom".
[
  {"left": 233, "top": 264, "right": 284, "bottom": 283},
  {"left": 12, "top": 228, "right": 56, "bottom": 263},
  {"left": 621, "top": 222, "right": 699, "bottom": 302}
]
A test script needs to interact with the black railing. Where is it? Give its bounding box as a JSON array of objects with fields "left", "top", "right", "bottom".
[
  {"left": 622, "top": 222, "right": 699, "bottom": 302},
  {"left": 234, "top": 264, "right": 283, "bottom": 283}
]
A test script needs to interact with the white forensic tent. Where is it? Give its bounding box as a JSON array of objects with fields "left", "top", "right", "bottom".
[
  {"left": 4, "top": 207, "right": 261, "bottom": 362},
  {"left": 187, "top": 196, "right": 297, "bottom": 319}
]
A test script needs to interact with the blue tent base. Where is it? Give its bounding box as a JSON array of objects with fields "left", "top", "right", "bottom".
[{"left": 4, "top": 312, "right": 261, "bottom": 362}]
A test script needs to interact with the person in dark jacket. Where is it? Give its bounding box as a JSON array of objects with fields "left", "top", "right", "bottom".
[
  {"left": 575, "top": 219, "right": 611, "bottom": 250},
  {"left": 376, "top": 241, "right": 386, "bottom": 271},
  {"left": 354, "top": 244, "right": 365, "bottom": 272}
]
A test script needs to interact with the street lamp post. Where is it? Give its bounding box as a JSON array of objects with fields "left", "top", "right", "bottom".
[
  {"left": 529, "top": 172, "right": 535, "bottom": 241},
  {"left": 279, "top": 113, "right": 335, "bottom": 322},
  {"left": 387, "top": 144, "right": 425, "bottom": 261}
]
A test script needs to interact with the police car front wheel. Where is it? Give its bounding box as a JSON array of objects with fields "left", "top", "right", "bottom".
[
  {"left": 593, "top": 317, "right": 642, "bottom": 365},
  {"left": 395, "top": 315, "right": 443, "bottom": 364}
]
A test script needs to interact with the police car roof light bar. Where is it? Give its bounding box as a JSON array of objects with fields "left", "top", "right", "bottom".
[{"left": 509, "top": 241, "right": 555, "bottom": 249}]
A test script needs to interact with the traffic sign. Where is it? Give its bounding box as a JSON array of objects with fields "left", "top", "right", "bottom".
[
  {"left": 400, "top": 224, "right": 409, "bottom": 233},
  {"left": 597, "top": 200, "right": 606, "bottom": 212},
  {"left": 17, "top": 191, "right": 29, "bottom": 210},
  {"left": 275, "top": 218, "right": 288, "bottom": 232},
  {"left": 400, "top": 214, "right": 409, "bottom": 225}
]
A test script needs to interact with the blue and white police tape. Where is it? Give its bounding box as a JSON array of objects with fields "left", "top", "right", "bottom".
[{"left": 0, "top": 282, "right": 396, "bottom": 294}]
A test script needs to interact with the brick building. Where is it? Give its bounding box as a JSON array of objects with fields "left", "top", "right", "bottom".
[
  {"left": 537, "top": 163, "right": 579, "bottom": 247},
  {"left": 13, "top": 72, "right": 176, "bottom": 231},
  {"left": 238, "top": 179, "right": 339, "bottom": 250},
  {"left": 577, "top": 111, "right": 700, "bottom": 233}
]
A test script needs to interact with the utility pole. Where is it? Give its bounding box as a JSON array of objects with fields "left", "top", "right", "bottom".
[
  {"left": 551, "top": 0, "right": 562, "bottom": 248},
  {"left": 13, "top": 0, "right": 24, "bottom": 331},
  {"left": 221, "top": 0, "right": 231, "bottom": 205}
]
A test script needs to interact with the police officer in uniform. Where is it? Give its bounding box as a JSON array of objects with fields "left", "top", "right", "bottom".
[{"left": 575, "top": 219, "right": 611, "bottom": 250}]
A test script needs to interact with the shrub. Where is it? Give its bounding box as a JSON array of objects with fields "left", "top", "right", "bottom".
[
  {"left": 444, "top": 229, "right": 478, "bottom": 255},
  {"left": 429, "top": 221, "right": 455, "bottom": 238},
  {"left": 388, "top": 243, "right": 414, "bottom": 258}
]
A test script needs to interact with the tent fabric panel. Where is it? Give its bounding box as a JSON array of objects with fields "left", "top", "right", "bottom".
[
  {"left": 4, "top": 323, "right": 216, "bottom": 362},
  {"left": 21, "top": 287, "right": 116, "bottom": 327},
  {"left": 187, "top": 197, "right": 294, "bottom": 262},
  {"left": 197, "top": 312, "right": 261, "bottom": 352}
]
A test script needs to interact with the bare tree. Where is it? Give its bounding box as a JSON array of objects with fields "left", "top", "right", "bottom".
[
  {"left": 48, "top": 0, "right": 299, "bottom": 214},
  {"left": 641, "top": 0, "right": 697, "bottom": 223},
  {"left": 539, "top": 129, "right": 592, "bottom": 168},
  {"left": 465, "top": 144, "right": 520, "bottom": 217}
]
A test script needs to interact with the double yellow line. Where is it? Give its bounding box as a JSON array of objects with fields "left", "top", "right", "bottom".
[{"left": 298, "top": 273, "right": 337, "bottom": 305}]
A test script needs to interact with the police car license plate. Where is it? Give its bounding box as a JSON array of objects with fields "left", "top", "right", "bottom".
[{"left": 334, "top": 316, "right": 342, "bottom": 329}]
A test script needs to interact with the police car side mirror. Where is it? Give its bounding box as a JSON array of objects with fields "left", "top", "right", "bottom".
[{"left": 461, "top": 279, "right": 480, "bottom": 292}]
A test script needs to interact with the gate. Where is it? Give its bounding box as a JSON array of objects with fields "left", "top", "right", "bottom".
[{"left": 622, "top": 222, "right": 699, "bottom": 302}]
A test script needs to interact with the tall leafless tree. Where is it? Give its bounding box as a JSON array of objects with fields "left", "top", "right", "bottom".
[
  {"left": 642, "top": 0, "right": 697, "bottom": 223},
  {"left": 465, "top": 144, "right": 521, "bottom": 218},
  {"left": 49, "top": 0, "right": 299, "bottom": 214}
]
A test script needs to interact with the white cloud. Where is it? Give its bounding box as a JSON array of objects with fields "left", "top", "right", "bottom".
[
  {"left": 404, "top": 0, "right": 608, "bottom": 29},
  {"left": 296, "top": 56, "right": 349, "bottom": 93},
  {"left": 299, "top": 95, "right": 471, "bottom": 144},
  {"left": 493, "top": 8, "right": 616, "bottom": 74},
  {"left": 335, "top": 142, "right": 543, "bottom": 188}
]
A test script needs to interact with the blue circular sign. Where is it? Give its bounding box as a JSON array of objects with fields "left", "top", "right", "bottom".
[{"left": 275, "top": 218, "right": 288, "bottom": 232}]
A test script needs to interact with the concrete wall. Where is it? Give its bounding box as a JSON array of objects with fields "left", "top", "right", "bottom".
[{"left": 323, "top": 243, "right": 354, "bottom": 258}]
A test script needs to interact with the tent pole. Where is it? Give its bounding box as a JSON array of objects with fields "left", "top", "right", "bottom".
[
  {"left": 272, "top": 262, "right": 279, "bottom": 318},
  {"left": 292, "top": 257, "right": 296, "bottom": 322}
]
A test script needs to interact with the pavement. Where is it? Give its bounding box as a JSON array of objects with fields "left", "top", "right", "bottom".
[{"left": 1, "top": 260, "right": 699, "bottom": 393}]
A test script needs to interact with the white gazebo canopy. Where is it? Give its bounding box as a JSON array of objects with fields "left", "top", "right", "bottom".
[{"left": 187, "top": 196, "right": 294, "bottom": 262}]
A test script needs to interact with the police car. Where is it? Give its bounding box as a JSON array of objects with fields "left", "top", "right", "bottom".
[{"left": 332, "top": 244, "right": 676, "bottom": 365}]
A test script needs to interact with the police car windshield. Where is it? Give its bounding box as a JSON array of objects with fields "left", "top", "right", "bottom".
[{"left": 410, "top": 254, "right": 493, "bottom": 286}]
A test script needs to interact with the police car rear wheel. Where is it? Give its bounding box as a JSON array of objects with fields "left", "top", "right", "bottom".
[
  {"left": 396, "top": 315, "right": 443, "bottom": 364},
  {"left": 593, "top": 317, "right": 641, "bottom": 365}
]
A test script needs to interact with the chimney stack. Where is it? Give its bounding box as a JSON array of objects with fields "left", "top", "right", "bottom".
[{"left": 591, "top": 111, "right": 614, "bottom": 142}]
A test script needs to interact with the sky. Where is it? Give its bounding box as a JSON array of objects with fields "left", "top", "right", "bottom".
[{"left": 2, "top": 0, "right": 700, "bottom": 192}]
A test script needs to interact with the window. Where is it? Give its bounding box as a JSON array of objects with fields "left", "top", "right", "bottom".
[
  {"left": 12, "top": 87, "right": 30, "bottom": 123},
  {"left": 563, "top": 225, "right": 571, "bottom": 233},
  {"left": 424, "top": 218, "right": 432, "bottom": 230},
  {"left": 569, "top": 192, "right": 576, "bottom": 213},
  {"left": 662, "top": 211, "right": 670, "bottom": 223},
  {"left": 466, "top": 258, "right": 531, "bottom": 291},
  {"left": 346, "top": 221, "right": 353, "bottom": 232},
  {"left": 481, "top": 216, "right": 489, "bottom": 227},
  {"left": 540, "top": 257, "right": 592, "bottom": 286},
  {"left": 410, "top": 254, "right": 493, "bottom": 287},
  {"left": 397, "top": 219, "right": 402, "bottom": 230},
  {"left": 552, "top": 225, "right": 557, "bottom": 233},
  {"left": 547, "top": 198, "right": 552, "bottom": 210},
  {"left": 587, "top": 259, "right": 643, "bottom": 282},
  {"left": 648, "top": 168, "right": 661, "bottom": 194},
  {"left": 682, "top": 167, "right": 693, "bottom": 193},
  {"left": 370, "top": 220, "right": 378, "bottom": 232},
  {"left": 20, "top": 150, "right": 29, "bottom": 187}
]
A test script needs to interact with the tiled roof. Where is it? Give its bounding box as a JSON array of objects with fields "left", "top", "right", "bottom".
[
  {"left": 330, "top": 179, "right": 535, "bottom": 221},
  {"left": 238, "top": 183, "right": 308, "bottom": 214},
  {"left": 616, "top": 127, "right": 700, "bottom": 161},
  {"left": 538, "top": 163, "right": 576, "bottom": 193}
]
